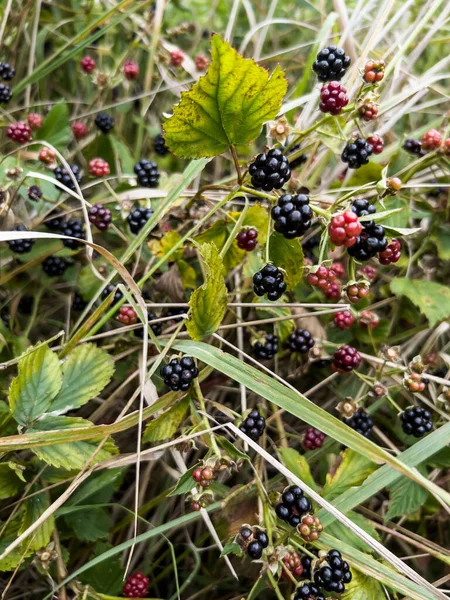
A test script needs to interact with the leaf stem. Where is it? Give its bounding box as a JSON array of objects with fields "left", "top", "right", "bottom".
[
  {"left": 230, "top": 145, "right": 243, "bottom": 185},
  {"left": 265, "top": 215, "right": 272, "bottom": 263}
]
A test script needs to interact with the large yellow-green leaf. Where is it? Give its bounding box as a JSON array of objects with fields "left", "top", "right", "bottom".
[
  {"left": 164, "top": 34, "right": 287, "bottom": 158},
  {"left": 390, "top": 278, "right": 450, "bottom": 327},
  {"left": 143, "top": 395, "right": 190, "bottom": 443},
  {"left": 268, "top": 231, "right": 304, "bottom": 288},
  {"left": 323, "top": 449, "right": 377, "bottom": 502},
  {"left": 9, "top": 344, "right": 62, "bottom": 426},
  {"left": 186, "top": 243, "right": 228, "bottom": 340}
]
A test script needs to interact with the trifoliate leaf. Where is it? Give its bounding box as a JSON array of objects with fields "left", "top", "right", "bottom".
[
  {"left": 186, "top": 242, "right": 228, "bottom": 340},
  {"left": 143, "top": 395, "right": 190, "bottom": 443},
  {"left": 390, "top": 278, "right": 450, "bottom": 327},
  {"left": 164, "top": 34, "right": 287, "bottom": 158},
  {"left": 268, "top": 232, "right": 304, "bottom": 288},
  {"left": 341, "top": 568, "right": 385, "bottom": 600}
]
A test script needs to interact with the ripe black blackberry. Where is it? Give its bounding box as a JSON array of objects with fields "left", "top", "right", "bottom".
[
  {"left": 293, "top": 582, "right": 325, "bottom": 600},
  {"left": 341, "top": 138, "right": 373, "bottom": 169},
  {"left": 251, "top": 333, "right": 278, "bottom": 360},
  {"left": 287, "top": 328, "right": 315, "bottom": 354},
  {"left": 314, "top": 549, "right": 352, "bottom": 594},
  {"left": 42, "top": 256, "right": 68, "bottom": 277},
  {"left": 253, "top": 264, "right": 286, "bottom": 301},
  {"left": 347, "top": 224, "right": 388, "bottom": 262},
  {"left": 53, "top": 164, "right": 82, "bottom": 192},
  {"left": 312, "top": 45, "right": 351, "bottom": 82},
  {"left": 7, "top": 225, "right": 35, "bottom": 254},
  {"left": 127, "top": 206, "right": 154, "bottom": 234},
  {"left": 247, "top": 530, "right": 269, "bottom": 559},
  {"left": 134, "top": 159, "right": 160, "bottom": 188},
  {"left": 72, "top": 292, "right": 87, "bottom": 312},
  {"left": 94, "top": 112, "right": 114, "bottom": 133},
  {"left": 18, "top": 295, "right": 33, "bottom": 315},
  {"left": 351, "top": 198, "right": 376, "bottom": 229},
  {"left": 160, "top": 356, "right": 199, "bottom": 392},
  {"left": 101, "top": 284, "right": 123, "bottom": 305},
  {"left": 403, "top": 138, "right": 424, "bottom": 156},
  {"left": 275, "top": 485, "right": 312, "bottom": 528},
  {"left": 0, "top": 62, "right": 15, "bottom": 81},
  {"left": 0, "top": 83, "right": 12, "bottom": 104},
  {"left": 60, "top": 220, "right": 85, "bottom": 250},
  {"left": 271, "top": 193, "right": 312, "bottom": 239},
  {"left": 134, "top": 310, "right": 162, "bottom": 338},
  {"left": 28, "top": 185, "right": 42, "bottom": 201},
  {"left": 239, "top": 408, "right": 266, "bottom": 442},
  {"left": 154, "top": 133, "right": 169, "bottom": 155},
  {"left": 249, "top": 148, "right": 291, "bottom": 191},
  {"left": 164, "top": 306, "right": 187, "bottom": 321},
  {"left": 301, "top": 555, "right": 313, "bottom": 578},
  {"left": 400, "top": 406, "right": 433, "bottom": 438},
  {"left": 344, "top": 408, "right": 373, "bottom": 437},
  {"left": 45, "top": 210, "right": 64, "bottom": 231}
]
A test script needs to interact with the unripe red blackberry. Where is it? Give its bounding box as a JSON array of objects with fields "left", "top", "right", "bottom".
[
  {"left": 6, "top": 121, "right": 32, "bottom": 144},
  {"left": 88, "top": 157, "right": 110, "bottom": 177},
  {"left": 303, "top": 427, "right": 325, "bottom": 450},
  {"left": 328, "top": 210, "right": 363, "bottom": 247},
  {"left": 341, "top": 137, "right": 373, "bottom": 169},
  {"left": 363, "top": 59, "right": 385, "bottom": 83},
  {"left": 359, "top": 310, "right": 379, "bottom": 329},
  {"left": 123, "top": 572, "right": 150, "bottom": 598},
  {"left": 332, "top": 345, "right": 361, "bottom": 373},
  {"left": 367, "top": 134, "right": 383, "bottom": 154},
  {"left": 117, "top": 306, "right": 137, "bottom": 325},
  {"left": 361, "top": 264, "right": 377, "bottom": 280},
  {"left": 379, "top": 238, "right": 401, "bottom": 264},
  {"left": 191, "top": 500, "right": 201, "bottom": 511},
  {"left": 307, "top": 265, "right": 337, "bottom": 293},
  {"left": 319, "top": 81, "right": 349, "bottom": 115},
  {"left": 123, "top": 59, "right": 139, "bottom": 80},
  {"left": 346, "top": 281, "right": 370, "bottom": 304},
  {"left": 27, "top": 113, "right": 43, "bottom": 129},
  {"left": 358, "top": 100, "right": 378, "bottom": 121},
  {"left": 334, "top": 310, "right": 355, "bottom": 330},
  {"left": 313, "top": 46, "right": 351, "bottom": 81},
  {"left": 39, "top": 146, "right": 56, "bottom": 164},
  {"left": 236, "top": 228, "right": 258, "bottom": 251},
  {"left": 298, "top": 514, "right": 323, "bottom": 542},
  {"left": 281, "top": 551, "right": 304, "bottom": 579},
  {"left": 80, "top": 55, "right": 96, "bottom": 73},
  {"left": 88, "top": 203, "right": 112, "bottom": 231},
  {"left": 331, "top": 261, "right": 345, "bottom": 278},
  {"left": 170, "top": 50, "right": 184, "bottom": 66},
  {"left": 192, "top": 465, "right": 214, "bottom": 487},
  {"left": 404, "top": 372, "right": 427, "bottom": 393},
  {"left": 324, "top": 281, "right": 341, "bottom": 299},
  {"left": 195, "top": 55, "right": 209, "bottom": 71},
  {"left": 71, "top": 121, "right": 88, "bottom": 140},
  {"left": 442, "top": 138, "right": 450, "bottom": 155},
  {"left": 421, "top": 129, "right": 442, "bottom": 151}
]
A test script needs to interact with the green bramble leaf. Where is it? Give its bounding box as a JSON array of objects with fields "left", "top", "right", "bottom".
[
  {"left": 322, "top": 449, "right": 377, "bottom": 502},
  {"left": 164, "top": 34, "right": 287, "bottom": 159},
  {"left": 66, "top": 507, "right": 111, "bottom": 542},
  {"left": 0, "top": 462, "right": 26, "bottom": 499},
  {"left": 220, "top": 541, "right": 243, "bottom": 557},
  {"left": 278, "top": 447, "right": 317, "bottom": 492},
  {"left": 169, "top": 464, "right": 200, "bottom": 496},
  {"left": 341, "top": 568, "right": 385, "bottom": 600},
  {"left": 385, "top": 469, "right": 429, "bottom": 521},
  {"left": 37, "top": 101, "right": 71, "bottom": 151},
  {"left": 19, "top": 486, "right": 54, "bottom": 551},
  {"left": 9, "top": 343, "right": 62, "bottom": 426},
  {"left": 328, "top": 511, "right": 380, "bottom": 553},
  {"left": 390, "top": 278, "right": 450, "bottom": 327},
  {"left": 268, "top": 231, "right": 304, "bottom": 288},
  {"left": 48, "top": 344, "right": 114, "bottom": 415},
  {"left": 143, "top": 395, "right": 190, "bottom": 443},
  {"left": 186, "top": 242, "right": 228, "bottom": 340}
]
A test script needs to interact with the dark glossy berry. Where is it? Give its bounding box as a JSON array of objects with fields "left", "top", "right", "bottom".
[
  {"left": 344, "top": 408, "right": 373, "bottom": 437},
  {"left": 80, "top": 55, "right": 96, "bottom": 73},
  {"left": 134, "top": 159, "right": 160, "bottom": 188},
  {"left": 94, "top": 112, "right": 114, "bottom": 134},
  {"left": 28, "top": 185, "right": 42, "bottom": 201},
  {"left": 88, "top": 203, "right": 112, "bottom": 231},
  {"left": 53, "top": 164, "right": 82, "bottom": 192},
  {"left": 314, "top": 549, "right": 352, "bottom": 594},
  {"left": 134, "top": 310, "right": 162, "bottom": 338},
  {"left": 348, "top": 225, "right": 387, "bottom": 262},
  {"left": 332, "top": 345, "right": 361, "bottom": 373},
  {"left": 328, "top": 210, "right": 362, "bottom": 247},
  {"left": 379, "top": 239, "right": 401, "bottom": 264},
  {"left": 403, "top": 138, "right": 423, "bottom": 156},
  {"left": 45, "top": 210, "right": 64, "bottom": 231},
  {"left": 0, "top": 83, "right": 12, "bottom": 104},
  {"left": 123, "top": 572, "right": 150, "bottom": 598},
  {"left": 301, "top": 555, "right": 313, "bottom": 578},
  {"left": 7, "top": 225, "right": 35, "bottom": 254},
  {"left": 341, "top": 137, "right": 373, "bottom": 169},
  {"left": 334, "top": 310, "right": 355, "bottom": 330},
  {"left": 367, "top": 134, "right": 383, "bottom": 154},
  {"left": 400, "top": 406, "right": 433, "bottom": 438},
  {"left": 127, "top": 206, "right": 154, "bottom": 234},
  {"left": 60, "top": 220, "right": 85, "bottom": 250},
  {"left": 319, "top": 81, "right": 349, "bottom": 114},
  {"left": 239, "top": 408, "right": 266, "bottom": 442},
  {"left": 89, "top": 157, "right": 110, "bottom": 177},
  {"left": 42, "top": 256, "right": 68, "bottom": 277},
  {"left": 275, "top": 485, "right": 312, "bottom": 527},
  {"left": 239, "top": 526, "right": 253, "bottom": 541},
  {"left": 236, "top": 228, "right": 258, "bottom": 251},
  {"left": 271, "top": 193, "right": 312, "bottom": 239},
  {"left": 253, "top": 264, "right": 286, "bottom": 301},
  {"left": 0, "top": 62, "right": 15, "bottom": 81},
  {"left": 304, "top": 427, "right": 326, "bottom": 450},
  {"left": 101, "top": 284, "right": 123, "bottom": 305},
  {"left": 154, "top": 133, "right": 169, "bottom": 155},
  {"left": 160, "top": 356, "right": 199, "bottom": 392},
  {"left": 7, "top": 121, "right": 32, "bottom": 143},
  {"left": 251, "top": 333, "right": 278, "bottom": 360},
  {"left": 247, "top": 540, "right": 263, "bottom": 559},
  {"left": 275, "top": 503, "right": 290, "bottom": 520},
  {"left": 249, "top": 148, "right": 291, "bottom": 191},
  {"left": 18, "top": 295, "right": 33, "bottom": 315},
  {"left": 123, "top": 59, "right": 139, "bottom": 80},
  {"left": 72, "top": 292, "right": 87, "bottom": 312},
  {"left": 352, "top": 198, "right": 376, "bottom": 228},
  {"left": 254, "top": 530, "right": 269, "bottom": 548},
  {"left": 287, "top": 328, "right": 315, "bottom": 354},
  {"left": 164, "top": 306, "right": 187, "bottom": 321},
  {"left": 293, "top": 581, "right": 325, "bottom": 600},
  {"left": 313, "top": 45, "right": 351, "bottom": 82}
]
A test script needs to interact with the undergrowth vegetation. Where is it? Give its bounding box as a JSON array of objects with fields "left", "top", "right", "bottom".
[{"left": 0, "top": 1, "right": 450, "bottom": 599}]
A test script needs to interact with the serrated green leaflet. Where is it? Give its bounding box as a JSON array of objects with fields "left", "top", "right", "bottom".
[
  {"left": 164, "top": 34, "right": 287, "bottom": 158},
  {"left": 390, "top": 278, "right": 450, "bottom": 327},
  {"left": 268, "top": 232, "right": 304, "bottom": 288},
  {"left": 143, "top": 395, "right": 190, "bottom": 443},
  {"left": 19, "top": 486, "right": 54, "bottom": 551},
  {"left": 323, "top": 449, "right": 377, "bottom": 502},
  {"left": 340, "top": 568, "right": 386, "bottom": 600},
  {"left": 385, "top": 468, "right": 429, "bottom": 521}
]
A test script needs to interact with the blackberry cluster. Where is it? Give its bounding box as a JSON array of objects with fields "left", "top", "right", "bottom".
[
  {"left": 400, "top": 406, "right": 433, "bottom": 438},
  {"left": 45, "top": 210, "right": 64, "bottom": 231},
  {"left": 72, "top": 292, "right": 87, "bottom": 312},
  {"left": 7, "top": 121, "right": 32, "bottom": 143},
  {"left": 319, "top": 81, "right": 349, "bottom": 115},
  {"left": 293, "top": 582, "right": 324, "bottom": 600},
  {"left": 341, "top": 137, "right": 373, "bottom": 169},
  {"left": 0, "top": 62, "right": 15, "bottom": 80},
  {"left": 7, "top": 225, "right": 35, "bottom": 254},
  {"left": 251, "top": 333, "right": 278, "bottom": 360},
  {"left": 127, "top": 206, "right": 153, "bottom": 234},
  {"left": 28, "top": 185, "right": 42, "bottom": 201},
  {"left": 271, "top": 193, "right": 312, "bottom": 239},
  {"left": 312, "top": 46, "right": 351, "bottom": 81},
  {"left": 101, "top": 284, "right": 123, "bottom": 305},
  {"left": 332, "top": 345, "right": 361, "bottom": 373},
  {"left": 275, "top": 485, "right": 312, "bottom": 528},
  {"left": 53, "top": 164, "right": 82, "bottom": 192},
  {"left": 334, "top": 310, "right": 355, "bottom": 330},
  {"left": 253, "top": 264, "right": 286, "bottom": 301},
  {"left": 88, "top": 204, "right": 112, "bottom": 231},
  {"left": 249, "top": 148, "right": 291, "bottom": 191},
  {"left": 123, "top": 572, "right": 150, "bottom": 598},
  {"left": 42, "top": 256, "right": 68, "bottom": 277},
  {"left": 239, "top": 408, "right": 266, "bottom": 442},
  {"left": 160, "top": 356, "right": 199, "bottom": 392},
  {"left": 315, "top": 550, "right": 352, "bottom": 594},
  {"left": 304, "top": 427, "right": 326, "bottom": 450},
  {"left": 134, "top": 310, "right": 162, "bottom": 338},
  {"left": 94, "top": 112, "right": 114, "bottom": 133},
  {"left": 344, "top": 408, "right": 373, "bottom": 437},
  {"left": 154, "top": 133, "right": 169, "bottom": 155},
  {"left": 287, "top": 328, "right": 315, "bottom": 354},
  {"left": 379, "top": 239, "right": 401, "bottom": 265},
  {"left": 281, "top": 552, "right": 303, "bottom": 579},
  {"left": 134, "top": 159, "right": 160, "bottom": 188},
  {"left": 60, "top": 220, "right": 85, "bottom": 250},
  {"left": 403, "top": 138, "right": 423, "bottom": 156},
  {"left": 117, "top": 306, "right": 137, "bottom": 325},
  {"left": 193, "top": 466, "right": 214, "bottom": 488},
  {"left": 348, "top": 199, "right": 387, "bottom": 261},
  {"left": 0, "top": 83, "right": 12, "bottom": 104},
  {"left": 238, "top": 526, "right": 269, "bottom": 560},
  {"left": 328, "top": 210, "right": 362, "bottom": 248}
]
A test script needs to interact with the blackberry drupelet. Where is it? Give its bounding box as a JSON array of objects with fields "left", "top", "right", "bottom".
[
  {"left": 312, "top": 45, "right": 351, "bottom": 81},
  {"left": 127, "top": 206, "right": 154, "bottom": 234},
  {"left": 253, "top": 264, "right": 286, "bottom": 301},
  {"left": 134, "top": 310, "right": 162, "bottom": 338},
  {"left": 7, "top": 225, "right": 35, "bottom": 254},
  {"left": 0, "top": 83, "right": 12, "bottom": 104},
  {"left": 400, "top": 406, "right": 433, "bottom": 438},
  {"left": 45, "top": 210, "right": 64, "bottom": 231},
  {"left": 249, "top": 148, "right": 291, "bottom": 191},
  {"left": 341, "top": 137, "right": 373, "bottom": 169},
  {"left": 53, "top": 164, "right": 81, "bottom": 192},
  {"left": 239, "top": 408, "right": 266, "bottom": 442},
  {"left": 314, "top": 549, "right": 352, "bottom": 594},
  {"left": 271, "top": 192, "right": 312, "bottom": 239},
  {"left": 72, "top": 292, "right": 87, "bottom": 312},
  {"left": 344, "top": 407, "right": 373, "bottom": 437},
  {"left": 94, "top": 112, "right": 114, "bottom": 134},
  {"left": 134, "top": 159, "right": 160, "bottom": 188},
  {"left": 0, "top": 62, "right": 15, "bottom": 80},
  {"left": 101, "top": 284, "right": 123, "bottom": 305},
  {"left": 154, "top": 133, "right": 169, "bottom": 155},
  {"left": 293, "top": 581, "right": 325, "bottom": 600},
  {"left": 60, "top": 220, "right": 85, "bottom": 250},
  {"left": 287, "top": 328, "right": 315, "bottom": 354},
  {"left": 42, "top": 256, "right": 68, "bottom": 277},
  {"left": 160, "top": 356, "right": 199, "bottom": 392},
  {"left": 251, "top": 333, "right": 278, "bottom": 360}
]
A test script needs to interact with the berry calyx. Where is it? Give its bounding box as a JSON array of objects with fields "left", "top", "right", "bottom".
[
  {"left": 170, "top": 50, "right": 184, "bottom": 67},
  {"left": 123, "top": 59, "right": 139, "bottom": 80},
  {"left": 195, "top": 55, "right": 209, "bottom": 71},
  {"left": 88, "top": 203, "right": 112, "bottom": 231},
  {"left": 379, "top": 238, "right": 401, "bottom": 264},
  {"left": 363, "top": 59, "right": 385, "bottom": 83},
  {"left": 400, "top": 406, "right": 433, "bottom": 438},
  {"left": 367, "top": 133, "right": 383, "bottom": 153},
  {"left": 271, "top": 192, "right": 312, "bottom": 239},
  {"left": 6, "top": 121, "right": 32, "bottom": 144},
  {"left": 303, "top": 427, "right": 326, "bottom": 450},
  {"left": 39, "top": 146, "right": 56, "bottom": 164},
  {"left": 313, "top": 45, "right": 351, "bottom": 82},
  {"left": 328, "top": 210, "right": 363, "bottom": 247},
  {"left": 253, "top": 264, "right": 286, "bottom": 301},
  {"left": 421, "top": 129, "right": 442, "bottom": 151},
  {"left": 287, "top": 328, "right": 315, "bottom": 354},
  {"left": 88, "top": 157, "right": 110, "bottom": 177},
  {"left": 332, "top": 345, "right": 361, "bottom": 373},
  {"left": 71, "top": 121, "right": 88, "bottom": 140},
  {"left": 333, "top": 311, "right": 355, "bottom": 330},
  {"left": 80, "top": 55, "right": 96, "bottom": 73},
  {"left": 127, "top": 206, "right": 154, "bottom": 234},
  {"left": 123, "top": 572, "right": 150, "bottom": 598},
  {"left": 27, "top": 113, "right": 43, "bottom": 129},
  {"left": 341, "top": 137, "right": 373, "bottom": 169},
  {"left": 319, "top": 81, "right": 349, "bottom": 115},
  {"left": 249, "top": 148, "right": 291, "bottom": 191},
  {"left": 239, "top": 408, "right": 266, "bottom": 442},
  {"left": 117, "top": 306, "right": 137, "bottom": 325},
  {"left": 94, "top": 111, "right": 114, "bottom": 134},
  {"left": 252, "top": 333, "right": 278, "bottom": 360},
  {"left": 236, "top": 228, "right": 258, "bottom": 251},
  {"left": 344, "top": 407, "right": 373, "bottom": 437},
  {"left": 134, "top": 159, "right": 160, "bottom": 188},
  {"left": 161, "top": 356, "right": 199, "bottom": 392}
]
